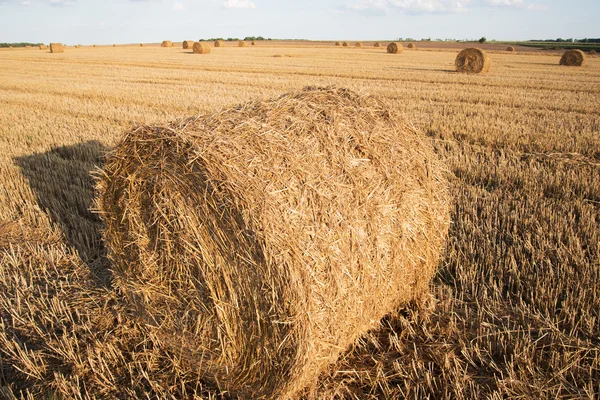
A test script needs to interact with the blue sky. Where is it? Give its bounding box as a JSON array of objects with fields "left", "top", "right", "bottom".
[{"left": 0, "top": 0, "right": 597, "bottom": 44}]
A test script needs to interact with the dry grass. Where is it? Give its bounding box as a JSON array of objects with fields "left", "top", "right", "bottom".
[
  {"left": 0, "top": 43, "right": 599, "bottom": 399},
  {"left": 560, "top": 49, "right": 586, "bottom": 66},
  {"left": 455, "top": 48, "right": 491, "bottom": 73}
]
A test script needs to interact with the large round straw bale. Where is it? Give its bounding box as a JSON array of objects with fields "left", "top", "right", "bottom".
[
  {"left": 183, "top": 40, "right": 195, "bottom": 49},
  {"left": 342, "top": 41, "right": 348, "bottom": 47},
  {"left": 39, "top": 44, "right": 47, "bottom": 50},
  {"left": 374, "top": 42, "right": 381, "bottom": 47},
  {"left": 192, "top": 42, "right": 210, "bottom": 54},
  {"left": 506, "top": 46, "right": 515, "bottom": 52},
  {"left": 161, "top": 40, "right": 172, "bottom": 48},
  {"left": 335, "top": 41, "right": 341, "bottom": 46},
  {"left": 355, "top": 42, "right": 363, "bottom": 48},
  {"left": 455, "top": 48, "right": 491, "bottom": 73},
  {"left": 589, "top": 50, "right": 596, "bottom": 56},
  {"left": 238, "top": 41, "right": 247, "bottom": 47},
  {"left": 49, "top": 43, "right": 64, "bottom": 53},
  {"left": 215, "top": 40, "right": 225, "bottom": 47},
  {"left": 407, "top": 43, "right": 415, "bottom": 49},
  {"left": 387, "top": 42, "right": 402, "bottom": 54},
  {"left": 96, "top": 86, "right": 450, "bottom": 399},
  {"left": 559, "top": 49, "right": 586, "bottom": 66},
  {"left": 251, "top": 41, "right": 256, "bottom": 45}
]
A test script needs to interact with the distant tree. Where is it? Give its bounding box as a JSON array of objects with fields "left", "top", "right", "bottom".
[{"left": 479, "top": 37, "right": 487, "bottom": 44}]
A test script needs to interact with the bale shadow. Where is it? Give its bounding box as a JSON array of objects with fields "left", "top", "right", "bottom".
[{"left": 14, "top": 140, "right": 112, "bottom": 286}]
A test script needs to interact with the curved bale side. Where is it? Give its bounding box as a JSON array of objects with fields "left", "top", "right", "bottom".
[
  {"left": 49, "top": 43, "right": 64, "bottom": 53},
  {"left": 506, "top": 46, "right": 515, "bottom": 52},
  {"left": 183, "top": 40, "right": 195, "bottom": 49},
  {"left": 251, "top": 41, "right": 256, "bottom": 45},
  {"left": 39, "top": 44, "right": 47, "bottom": 50},
  {"left": 214, "top": 40, "right": 225, "bottom": 47},
  {"left": 342, "top": 41, "right": 348, "bottom": 47},
  {"left": 374, "top": 42, "right": 381, "bottom": 47},
  {"left": 192, "top": 42, "right": 210, "bottom": 54},
  {"left": 589, "top": 50, "right": 596, "bottom": 56},
  {"left": 355, "top": 42, "right": 363, "bottom": 48},
  {"left": 238, "top": 41, "right": 247, "bottom": 47},
  {"left": 560, "top": 49, "right": 585, "bottom": 66},
  {"left": 161, "top": 40, "right": 172, "bottom": 48},
  {"left": 335, "top": 41, "right": 341, "bottom": 46},
  {"left": 455, "top": 48, "right": 491, "bottom": 73},
  {"left": 387, "top": 42, "right": 402, "bottom": 54},
  {"left": 407, "top": 43, "right": 416, "bottom": 49},
  {"left": 96, "top": 86, "right": 450, "bottom": 400}
]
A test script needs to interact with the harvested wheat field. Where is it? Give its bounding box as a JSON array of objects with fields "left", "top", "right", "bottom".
[{"left": 0, "top": 43, "right": 599, "bottom": 399}]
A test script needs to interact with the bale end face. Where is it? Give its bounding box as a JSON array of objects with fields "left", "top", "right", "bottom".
[
  {"left": 560, "top": 49, "right": 586, "bottom": 66},
  {"left": 192, "top": 42, "right": 211, "bottom": 54},
  {"left": 455, "top": 48, "right": 491, "bottom": 73},
  {"left": 335, "top": 41, "right": 342, "bottom": 46},
  {"left": 374, "top": 42, "right": 381, "bottom": 47},
  {"left": 342, "top": 41, "right": 348, "bottom": 47},
  {"left": 96, "top": 86, "right": 450, "bottom": 400},
  {"left": 407, "top": 43, "right": 415, "bottom": 49},
  {"left": 214, "top": 40, "right": 225, "bottom": 47},
  {"left": 355, "top": 42, "right": 363, "bottom": 48},
  {"left": 183, "top": 40, "right": 195, "bottom": 49}
]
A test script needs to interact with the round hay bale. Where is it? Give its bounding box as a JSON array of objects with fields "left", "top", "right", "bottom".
[
  {"left": 455, "top": 48, "right": 491, "bottom": 73},
  {"left": 140, "top": 43, "right": 144, "bottom": 47},
  {"left": 96, "top": 86, "right": 450, "bottom": 400},
  {"left": 589, "top": 49, "right": 596, "bottom": 56},
  {"left": 192, "top": 42, "right": 210, "bottom": 54},
  {"left": 251, "top": 41, "right": 256, "bottom": 45},
  {"left": 113, "top": 44, "right": 117, "bottom": 47},
  {"left": 374, "top": 42, "right": 381, "bottom": 47},
  {"left": 183, "top": 40, "right": 195, "bottom": 49},
  {"left": 355, "top": 42, "right": 363, "bottom": 48},
  {"left": 335, "top": 41, "right": 341, "bottom": 46},
  {"left": 506, "top": 46, "right": 515, "bottom": 52},
  {"left": 93, "top": 44, "right": 97, "bottom": 47},
  {"left": 342, "top": 41, "right": 348, "bottom": 47},
  {"left": 39, "top": 44, "right": 47, "bottom": 50},
  {"left": 560, "top": 49, "right": 586, "bottom": 66},
  {"left": 161, "top": 40, "right": 172, "bottom": 48},
  {"left": 238, "top": 41, "right": 247, "bottom": 47},
  {"left": 49, "top": 43, "right": 64, "bottom": 53},
  {"left": 387, "top": 42, "right": 402, "bottom": 54},
  {"left": 407, "top": 43, "right": 415, "bottom": 49},
  {"left": 215, "top": 40, "right": 225, "bottom": 47}
]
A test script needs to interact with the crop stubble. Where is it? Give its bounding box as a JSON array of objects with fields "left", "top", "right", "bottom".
[{"left": 0, "top": 44, "right": 598, "bottom": 398}]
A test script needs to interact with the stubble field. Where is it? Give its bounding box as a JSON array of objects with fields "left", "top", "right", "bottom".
[{"left": 0, "top": 42, "right": 599, "bottom": 398}]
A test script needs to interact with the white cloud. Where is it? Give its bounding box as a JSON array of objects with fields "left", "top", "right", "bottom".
[
  {"left": 343, "top": 0, "right": 470, "bottom": 15},
  {"left": 223, "top": 0, "right": 256, "bottom": 9}
]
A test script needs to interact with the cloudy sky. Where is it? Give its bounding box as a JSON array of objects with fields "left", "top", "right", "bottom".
[{"left": 0, "top": 0, "right": 597, "bottom": 44}]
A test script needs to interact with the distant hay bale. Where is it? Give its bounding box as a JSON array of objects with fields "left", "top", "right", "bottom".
[
  {"left": 49, "top": 43, "right": 64, "bottom": 53},
  {"left": 506, "top": 46, "right": 515, "bottom": 52},
  {"left": 589, "top": 50, "right": 596, "bottom": 56},
  {"left": 96, "top": 86, "right": 450, "bottom": 400},
  {"left": 215, "top": 40, "right": 225, "bottom": 47},
  {"left": 355, "top": 42, "right": 363, "bottom": 48},
  {"left": 374, "top": 42, "right": 381, "bottom": 47},
  {"left": 113, "top": 44, "right": 116, "bottom": 47},
  {"left": 335, "top": 41, "right": 341, "bottom": 46},
  {"left": 387, "top": 42, "right": 402, "bottom": 54},
  {"left": 238, "top": 41, "right": 247, "bottom": 47},
  {"left": 342, "top": 41, "right": 348, "bottom": 47},
  {"left": 140, "top": 43, "right": 144, "bottom": 47},
  {"left": 39, "top": 44, "right": 47, "bottom": 50},
  {"left": 75, "top": 45, "right": 81, "bottom": 48},
  {"left": 251, "top": 41, "right": 256, "bottom": 45},
  {"left": 192, "top": 42, "right": 210, "bottom": 54},
  {"left": 455, "top": 48, "right": 491, "bottom": 73},
  {"left": 559, "top": 49, "right": 585, "bottom": 66},
  {"left": 407, "top": 43, "right": 416, "bottom": 49},
  {"left": 25, "top": 45, "right": 31, "bottom": 48},
  {"left": 161, "top": 40, "right": 172, "bottom": 48},
  {"left": 93, "top": 44, "right": 97, "bottom": 47},
  {"left": 183, "top": 40, "right": 194, "bottom": 49}
]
